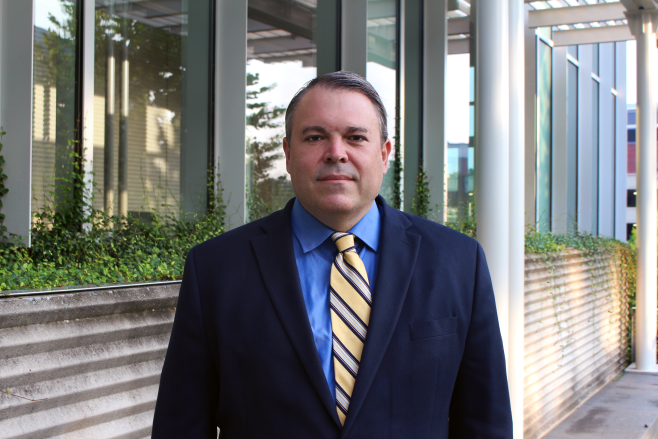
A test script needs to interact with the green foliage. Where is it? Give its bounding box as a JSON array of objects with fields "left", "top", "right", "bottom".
[
  {"left": 391, "top": 119, "right": 403, "bottom": 210},
  {"left": 0, "top": 155, "right": 226, "bottom": 293},
  {"left": 411, "top": 166, "right": 431, "bottom": 219},
  {"left": 525, "top": 227, "right": 636, "bottom": 362},
  {"left": 0, "top": 128, "right": 7, "bottom": 238},
  {"left": 246, "top": 72, "right": 293, "bottom": 221},
  {"left": 445, "top": 204, "right": 477, "bottom": 238}
]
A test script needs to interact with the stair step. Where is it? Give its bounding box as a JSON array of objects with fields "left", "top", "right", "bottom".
[
  {"left": 0, "top": 334, "right": 169, "bottom": 387},
  {"left": 0, "top": 308, "right": 174, "bottom": 360},
  {"left": 0, "top": 359, "right": 164, "bottom": 421},
  {"left": 0, "top": 383, "right": 158, "bottom": 439}
]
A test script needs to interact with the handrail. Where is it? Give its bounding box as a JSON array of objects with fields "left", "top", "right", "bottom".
[{"left": 1, "top": 279, "right": 182, "bottom": 298}]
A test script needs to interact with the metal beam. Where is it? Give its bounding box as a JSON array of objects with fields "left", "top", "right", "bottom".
[
  {"left": 620, "top": 0, "right": 658, "bottom": 12},
  {"left": 552, "top": 25, "right": 633, "bottom": 47},
  {"left": 448, "top": 16, "right": 470, "bottom": 35},
  {"left": 448, "top": 38, "right": 469, "bottom": 54},
  {"left": 528, "top": 3, "right": 625, "bottom": 28}
]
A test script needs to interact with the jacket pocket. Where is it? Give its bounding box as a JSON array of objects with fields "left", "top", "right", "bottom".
[{"left": 410, "top": 317, "right": 458, "bottom": 340}]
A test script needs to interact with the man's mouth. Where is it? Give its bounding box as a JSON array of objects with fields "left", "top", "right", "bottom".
[{"left": 318, "top": 174, "right": 353, "bottom": 181}]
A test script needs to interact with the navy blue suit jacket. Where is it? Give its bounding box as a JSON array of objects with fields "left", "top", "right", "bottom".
[{"left": 152, "top": 196, "right": 512, "bottom": 438}]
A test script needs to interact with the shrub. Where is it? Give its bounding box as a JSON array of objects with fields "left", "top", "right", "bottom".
[{"left": 0, "top": 151, "right": 225, "bottom": 292}]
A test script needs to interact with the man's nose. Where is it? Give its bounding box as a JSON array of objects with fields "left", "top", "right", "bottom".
[{"left": 323, "top": 137, "right": 348, "bottom": 163}]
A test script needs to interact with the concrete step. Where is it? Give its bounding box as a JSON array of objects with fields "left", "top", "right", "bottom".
[
  {"left": 0, "top": 285, "right": 179, "bottom": 330},
  {"left": 0, "top": 333, "right": 169, "bottom": 388},
  {"left": 54, "top": 409, "right": 155, "bottom": 439},
  {"left": 0, "top": 384, "right": 158, "bottom": 439},
  {"left": 0, "top": 308, "right": 174, "bottom": 360},
  {"left": 0, "top": 359, "right": 164, "bottom": 421}
]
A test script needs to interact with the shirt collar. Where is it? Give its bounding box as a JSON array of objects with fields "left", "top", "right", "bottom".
[{"left": 291, "top": 198, "right": 381, "bottom": 254}]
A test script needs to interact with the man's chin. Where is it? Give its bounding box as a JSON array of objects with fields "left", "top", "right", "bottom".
[{"left": 314, "top": 196, "right": 357, "bottom": 215}]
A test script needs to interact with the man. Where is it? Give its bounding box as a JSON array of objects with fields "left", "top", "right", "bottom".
[{"left": 152, "top": 71, "right": 512, "bottom": 438}]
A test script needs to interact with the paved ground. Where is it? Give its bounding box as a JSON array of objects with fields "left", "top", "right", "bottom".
[{"left": 544, "top": 373, "right": 658, "bottom": 439}]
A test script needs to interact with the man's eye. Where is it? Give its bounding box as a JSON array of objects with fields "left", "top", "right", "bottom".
[
  {"left": 306, "top": 135, "right": 322, "bottom": 142},
  {"left": 349, "top": 135, "right": 366, "bottom": 141}
]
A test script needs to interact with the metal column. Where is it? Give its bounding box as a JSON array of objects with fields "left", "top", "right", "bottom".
[
  {"left": 475, "top": 0, "right": 510, "bottom": 357},
  {"left": 508, "top": 0, "right": 525, "bottom": 436},
  {"left": 627, "top": 9, "right": 658, "bottom": 373}
]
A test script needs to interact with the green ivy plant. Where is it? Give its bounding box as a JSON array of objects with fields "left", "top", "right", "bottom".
[
  {"left": 0, "top": 128, "right": 7, "bottom": 239},
  {"left": 0, "top": 152, "right": 226, "bottom": 293},
  {"left": 411, "top": 166, "right": 431, "bottom": 219}
]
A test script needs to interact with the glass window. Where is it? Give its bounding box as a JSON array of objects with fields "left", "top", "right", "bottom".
[
  {"left": 93, "top": 0, "right": 214, "bottom": 219},
  {"left": 627, "top": 189, "right": 636, "bottom": 207},
  {"left": 366, "top": 0, "right": 398, "bottom": 205},
  {"left": 445, "top": 54, "right": 473, "bottom": 222},
  {"left": 536, "top": 39, "right": 552, "bottom": 231},
  {"left": 591, "top": 78, "right": 599, "bottom": 234},
  {"left": 627, "top": 129, "right": 636, "bottom": 143},
  {"left": 627, "top": 110, "right": 635, "bottom": 126},
  {"left": 246, "top": 0, "right": 318, "bottom": 220},
  {"left": 446, "top": 142, "right": 473, "bottom": 217},
  {"left": 32, "top": 0, "right": 81, "bottom": 217},
  {"left": 567, "top": 61, "right": 578, "bottom": 232},
  {"left": 567, "top": 45, "right": 578, "bottom": 60}
]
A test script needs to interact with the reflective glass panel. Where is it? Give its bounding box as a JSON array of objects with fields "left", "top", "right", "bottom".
[
  {"left": 246, "top": 0, "right": 318, "bottom": 220},
  {"left": 536, "top": 39, "right": 552, "bottom": 231},
  {"left": 591, "top": 78, "right": 599, "bottom": 234},
  {"left": 93, "top": 0, "right": 213, "bottom": 219},
  {"left": 366, "top": 0, "right": 398, "bottom": 205},
  {"left": 446, "top": 54, "right": 473, "bottom": 221},
  {"left": 566, "top": 61, "right": 578, "bottom": 231},
  {"left": 32, "top": 0, "right": 80, "bottom": 217}
]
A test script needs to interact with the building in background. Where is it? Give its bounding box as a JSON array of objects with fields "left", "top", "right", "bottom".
[{"left": 625, "top": 104, "right": 658, "bottom": 240}]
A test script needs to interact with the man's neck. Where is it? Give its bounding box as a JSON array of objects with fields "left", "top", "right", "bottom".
[{"left": 298, "top": 200, "right": 374, "bottom": 232}]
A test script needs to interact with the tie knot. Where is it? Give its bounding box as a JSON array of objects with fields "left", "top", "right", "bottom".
[{"left": 331, "top": 232, "right": 356, "bottom": 253}]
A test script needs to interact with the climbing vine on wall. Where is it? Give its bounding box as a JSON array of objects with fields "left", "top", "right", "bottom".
[{"left": 0, "top": 128, "right": 7, "bottom": 240}]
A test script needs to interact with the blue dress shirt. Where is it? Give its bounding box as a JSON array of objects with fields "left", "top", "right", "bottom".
[{"left": 291, "top": 199, "right": 381, "bottom": 399}]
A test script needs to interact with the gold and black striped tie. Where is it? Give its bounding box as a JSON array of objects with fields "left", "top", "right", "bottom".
[{"left": 329, "top": 232, "right": 371, "bottom": 426}]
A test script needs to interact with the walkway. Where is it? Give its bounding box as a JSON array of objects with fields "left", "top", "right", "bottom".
[{"left": 543, "top": 373, "right": 658, "bottom": 439}]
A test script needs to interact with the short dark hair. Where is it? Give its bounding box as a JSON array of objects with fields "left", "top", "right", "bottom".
[{"left": 285, "top": 71, "right": 388, "bottom": 145}]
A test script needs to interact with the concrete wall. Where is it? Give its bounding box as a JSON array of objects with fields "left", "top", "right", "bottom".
[
  {"left": 0, "top": 252, "right": 630, "bottom": 438},
  {"left": 0, "top": 284, "right": 178, "bottom": 439},
  {"left": 523, "top": 250, "right": 629, "bottom": 439}
]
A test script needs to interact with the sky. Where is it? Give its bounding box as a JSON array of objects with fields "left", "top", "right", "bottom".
[
  {"left": 34, "top": 0, "right": 69, "bottom": 32},
  {"left": 626, "top": 40, "right": 636, "bottom": 106}
]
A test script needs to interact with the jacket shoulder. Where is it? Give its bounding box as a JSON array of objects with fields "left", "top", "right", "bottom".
[
  {"left": 397, "top": 210, "right": 478, "bottom": 249},
  {"left": 190, "top": 209, "right": 284, "bottom": 257}
]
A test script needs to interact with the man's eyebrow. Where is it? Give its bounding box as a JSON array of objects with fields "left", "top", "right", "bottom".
[
  {"left": 302, "top": 126, "right": 328, "bottom": 134},
  {"left": 346, "top": 126, "right": 368, "bottom": 134}
]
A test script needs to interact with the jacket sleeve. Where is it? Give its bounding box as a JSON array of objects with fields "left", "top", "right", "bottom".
[
  {"left": 448, "top": 243, "right": 513, "bottom": 439},
  {"left": 152, "top": 248, "right": 219, "bottom": 438}
]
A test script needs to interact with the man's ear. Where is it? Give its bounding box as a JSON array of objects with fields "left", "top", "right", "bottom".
[
  {"left": 382, "top": 138, "right": 392, "bottom": 173},
  {"left": 283, "top": 137, "right": 291, "bottom": 173}
]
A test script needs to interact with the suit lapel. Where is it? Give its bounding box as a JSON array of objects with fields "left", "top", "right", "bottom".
[
  {"left": 250, "top": 201, "right": 341, "bottom": 427},
  {"left": 341, "top": 200, "right": 422, "bottom": 436}
]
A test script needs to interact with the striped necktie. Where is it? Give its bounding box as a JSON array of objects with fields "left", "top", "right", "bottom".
[{"left": 329, "top": 232, "right": 371, "bottom": 426}]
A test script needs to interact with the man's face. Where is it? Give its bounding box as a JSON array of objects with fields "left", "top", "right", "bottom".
[{"left": 283, "top": 87, "right": 392, "bottom": 226}]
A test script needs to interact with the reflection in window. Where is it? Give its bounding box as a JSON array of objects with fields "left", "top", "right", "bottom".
[
  {"left": 32, "top": 0, "right": 80, "bottom": 218},
  {"left": 93, "top": 0, "right": 213, "bottom": 219},
  {"left": 366, "top": 0, "right": 398, "bottom": 206},
  {"left": 591, "top": 78, "right": 599, "bottom": 235},
  {"left": 446, "top": 143, "right": 474, "bottom": 219},
  {"left": 536, "top": 39, "right": 552, "bottom": 232},
  {"left": 246, "top": 0, "right": 317, "bottom": 220},
  {"left": 445, "top": 54, "right": 473, "bottom": 223},
  {"left": 566, "top": 61, "right": 578, "bottom": 231}
]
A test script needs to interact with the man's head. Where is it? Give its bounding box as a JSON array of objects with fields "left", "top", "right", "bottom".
[{"left": 283, "top": 72, "right": 392, "bottom": 232}]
